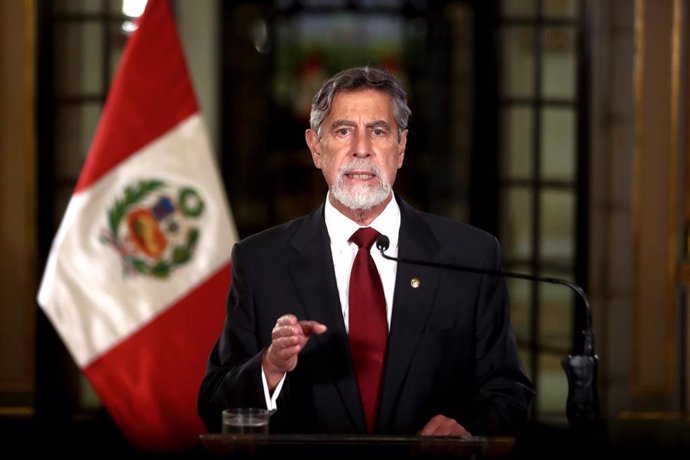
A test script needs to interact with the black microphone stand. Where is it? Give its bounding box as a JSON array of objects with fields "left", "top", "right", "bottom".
[{"left": 375, "top": 236, "right": 601, "bottom": 428}]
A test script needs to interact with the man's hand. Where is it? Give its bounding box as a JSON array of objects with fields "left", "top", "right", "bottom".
[
  {"left": 419, "top": 414, "right": 472, "bottom": 437},
  {"left": 262, "top": 314, "right": 327, "bottom": 390}
]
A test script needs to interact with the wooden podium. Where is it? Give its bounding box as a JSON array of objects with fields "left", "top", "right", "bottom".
[{"left": 198, "top": 434, "right": 516, "bottom": 459}]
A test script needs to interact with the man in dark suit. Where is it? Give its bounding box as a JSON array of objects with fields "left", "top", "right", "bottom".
[{"left": 198, "top": 66, "right": 534, "bottom": 437}]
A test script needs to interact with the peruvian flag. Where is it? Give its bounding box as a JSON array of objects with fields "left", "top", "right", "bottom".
[{"left": 37, "top": 0, "right": 236, "bottom": 452}]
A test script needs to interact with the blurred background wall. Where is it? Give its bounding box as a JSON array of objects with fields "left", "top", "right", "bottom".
[{"left": 1, "top": 0, "right": 688, "bottom": 449}]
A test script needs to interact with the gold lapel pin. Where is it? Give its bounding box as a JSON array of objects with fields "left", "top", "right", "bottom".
[{"left": 410, "top": 277, "right": 421, "bottom": 288}]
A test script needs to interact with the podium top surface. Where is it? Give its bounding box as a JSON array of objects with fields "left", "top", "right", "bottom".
[{"left": 198, "top": 433, "right": 516, "bottom": 459}]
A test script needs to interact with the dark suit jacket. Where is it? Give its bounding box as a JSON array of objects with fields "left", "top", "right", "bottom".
[{"left": 198, "top": 195, "right": 534, "bottom": 435}]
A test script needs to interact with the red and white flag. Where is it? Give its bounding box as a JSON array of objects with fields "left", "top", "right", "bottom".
[{"left": 37, "top": 0, "right": 236, "bottom": 452}]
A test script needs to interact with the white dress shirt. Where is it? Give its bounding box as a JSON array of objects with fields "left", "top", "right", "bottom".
[
  {"left": 262, "top": 193, "right": 401, "bottom": 410},
  {"left": 324, "top": 193, "right": 401, "bottom": 331}
]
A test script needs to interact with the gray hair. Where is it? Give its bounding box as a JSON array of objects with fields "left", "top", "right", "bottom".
[{"left": 309, "top": 66, "right": 411, "bottom": 142}]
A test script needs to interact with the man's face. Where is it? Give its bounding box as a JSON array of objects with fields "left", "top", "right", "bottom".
[{"left": 306, "top": 89, "right": 407, "bottom": 211}]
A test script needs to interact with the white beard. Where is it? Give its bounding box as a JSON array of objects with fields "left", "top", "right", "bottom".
[{"left": 330, "top": 159, "right": 392, "bottom": 210}]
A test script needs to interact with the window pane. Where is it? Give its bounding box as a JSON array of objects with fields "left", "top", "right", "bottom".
[
  {"left": 538, "top": 276, "right": 574, "bottom": 349},
  {"left": 500, "top": 188, "right": 533, "bottom": 260},
  {"left": 506, "top": 263, "right": 533, "bottom": 343},
  {"left": 273, "top": 12, "right": 405, "bottom": 117},
  {"left": 542, "top": 27, "right": 576, "bottom": 100},
  {"left": 53, "top": 0, "right": 104, "bottom": 14},
  {"left": 500, "top": 0, "right": 536, "bottom": 17},
  {"left": 54, "top": 104, "right": 102, "bottom": 180},
  {"left": 108, "top": 22, "right": 130, "bottom": 82},
  {"left": 541, "top": 108, "right": 575, "bottom": 181},
  {"left": 537, "top": 352, "right": 568, "bottom": 415},
  {"left": 543, "top": 0, "right": 578, "bottom": 19},
  {"left": 79, "top": 374, "right": 101, "bottom": 409},
  {"left": 500, "top": 107, "right": 533, "bottom": 179},
  {"left": 519, "top": 349, "right": 533, "bottom": 377},
  {"left": 54, "top": 22, "right": 104, "bottom": 97},
  {"left": 539, "top": 190, "right": 574, "bottom": 263},
  {"left": 500, "top": 27, "right": 535, "bottom": 98}
]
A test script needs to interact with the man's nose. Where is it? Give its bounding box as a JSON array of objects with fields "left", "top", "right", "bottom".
[{"left": 352, "top": 130, "right": 372, "bottom": 157}]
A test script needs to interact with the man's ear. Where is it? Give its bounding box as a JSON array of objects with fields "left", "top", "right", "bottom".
[
  {"left": 397, "top": 129, "right": 408, "bottom": 169},
  {"left": 305, "top": 129, "right": 322, "bottom": 169}
]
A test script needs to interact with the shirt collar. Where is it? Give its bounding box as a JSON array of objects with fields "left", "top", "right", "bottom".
[{"left": 324, "top": 192, "right": 401, "bottom": 251}]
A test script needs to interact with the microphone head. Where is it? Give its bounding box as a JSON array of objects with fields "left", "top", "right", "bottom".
[{"left": 376, "top": 235, "right": 390, "bottom": 252}]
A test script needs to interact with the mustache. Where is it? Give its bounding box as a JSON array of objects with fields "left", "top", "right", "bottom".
[{"left": 338, "top": 159, "right": 381, "bottom": 176}]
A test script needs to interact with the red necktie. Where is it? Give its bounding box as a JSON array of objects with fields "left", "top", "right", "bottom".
[{"left": 348, "top": 227, "right": 388, "bottom": 433}]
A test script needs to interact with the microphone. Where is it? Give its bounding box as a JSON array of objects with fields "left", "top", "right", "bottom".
[{"left": 375, "top": 234, "right": 600, "bottom": 427}]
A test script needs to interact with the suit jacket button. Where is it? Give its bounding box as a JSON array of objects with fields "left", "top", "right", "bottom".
[{"left": 410, "top": 277, "right": 421, "bottom": 288}]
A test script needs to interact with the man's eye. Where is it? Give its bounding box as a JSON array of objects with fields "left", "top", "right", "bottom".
[
  {"left": 373, "top": 128, "right": 385, "bottom": 136},
  {"left": 336, "top": 128, "right": 349, "bottom": 136}
]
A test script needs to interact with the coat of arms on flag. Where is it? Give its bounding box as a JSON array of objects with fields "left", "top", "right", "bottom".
[{"left": 101, "top": 179, "right": 206, "bottom": 278}]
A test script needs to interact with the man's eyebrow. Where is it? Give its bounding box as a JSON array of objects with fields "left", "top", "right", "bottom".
[
  {"left": 330, "top": 119, "right": 357, "bottom": 129},
  {"left": 329, "top": 120, "right": 392, "bottom": 129},
  {"left": 367, "top": 120, "right": 391, "bottom": 130}
]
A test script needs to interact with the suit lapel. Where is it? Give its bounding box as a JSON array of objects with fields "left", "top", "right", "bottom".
[
  {"left": 378, "top": 197, "right": 442, "bottom": 431},
  {"left": 287, "top": 204, "right": 366, "bottom": 432}
]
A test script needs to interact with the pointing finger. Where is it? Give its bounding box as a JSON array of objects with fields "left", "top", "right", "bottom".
[{"left": 298, "top": 320, "right": 327, "bottom": 336}]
